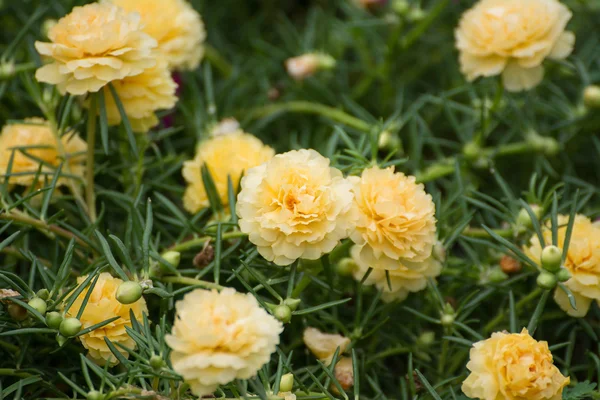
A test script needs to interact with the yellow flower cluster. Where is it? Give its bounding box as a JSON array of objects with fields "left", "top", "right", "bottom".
[
  {"left": 524, "top": 214, "right": 600, "bottom": 317},
  {"left": 0, "top": 119, "right": 86, "bottom": 193},
  {"left": 462, "top": 329, "right": 569, "bottom": 400},
  {"left": 455, "top": 0, "right": 574, "bottom": 91},
  {"left": 66, "top": 273, "right": 147, "bottom": 365},
  {"left": 166, "top": 288, "right": 283, "bottom": 397}
]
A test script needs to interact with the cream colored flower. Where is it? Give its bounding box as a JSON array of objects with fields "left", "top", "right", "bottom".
[
  {"left": 455, "top": 0, "right": 575, "bottom": 92},
  {"left": 349, "top": 166, "right": 436, "bottom": 271},
  {"left": 350, "top": 242, "right": 443, "bottom": 303},
  {"left": 183, "top": 132, "right": 274, "bottom": 213},
  {"left": 524, "top": 214, "right": 600, "bottom": 317},
  {"left": 110, "top": 0, "right": 206, "bottom": 70},
  {"left": 303, "top": 327, "right": 350, "bottom": 366},
  {"left": 236, "top": 149, "right": 357, "bottom": 266},
  {"left": 0, "top": 119, "right": 86, "bottom": 192},
  {"left": 285, "top": 53, "right": 336, "bottom": 81},
  {"left": 66, "top": 273, "right": 147, "bottom": 365},
  {"left": 165, "top": 288, "right": 283, "bottom": 397},
  {"left": 462, "top": 329, "right": 569, "bottom": 400},
  {"left": 35, "top": 3, "right": 157, "bottom": 95},
  {"left": 100, "top": 60, "right": 178, "bottom": 133}
]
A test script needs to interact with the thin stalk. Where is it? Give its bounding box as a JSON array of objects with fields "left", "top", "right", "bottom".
[
  {"left": 205, "top": 44, "right": 233, "bottom": 78},
  {"left": 161, "top": 276, "right": 224, "bottom": 290},
  {"left": 462, "top": 227, "right": 514, "bottom": 239},
  {"left": 168, "top": 231, "right": 247, "bottom": 252},
  {"left": 484, "top": 287, "right": 543, "bottom": 333},
  {"left": 86, "top": 94, "right": 98, "bottom": 223}
]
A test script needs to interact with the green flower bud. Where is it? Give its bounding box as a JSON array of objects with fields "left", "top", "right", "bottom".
[
  {"left": 150, "top": 354, "right": 165, "bottom": 370},
  {"left": 86, "top": 390, "right": 104, "bottom": 400},
  {"left": 440, "top": 313, "right": 455, "bottom": 327},
  {"left": 336, "top": 258, "right": 357, "bottom": 277},
  {"left": 516, "top": 205, "right": 541, "bottom": 229},
  {"left": 41, "top": 19, "right": 57, "bottom": 39},
  {"left": 273, "top": 304, "right": 292, "bottom": 324},
  {"left": 279, "top": 373, "right": 294, "bottom": 392},
  {"left": 541, "top": 245, "right": 562, "bottom": 272},
  {"left": 283, "top": 298, "right": 301, "bottom": 311},
  {"left": 537, "top": 271, "right": 557, "bottom": 290},
  {"left": 378, "top": 131, "right": 401, "bottom": 151},
  {"left": 416, "top": 331, "right": 435, "bottom": 347},
  {"left": 463, "top": 141, "right": 481, "bottom": 161},
  {"left": 56, "top": 334, "right": 68, "bottom": 347},
  {"left": 488, "top": 267, "right": 508, "bottom": 283},
  {"left": 584, "top": 85, "right": 600, "bottom": 109},
  {"left": 46, "top": 311, "right": 63, "bottom": 329},
  {"left": 7, "top": 303, "right": 28, "bottom": 321},
  {"left": 161, "top": 251, "right": 181, "bottom": 269},
  {"left": 556, "top": 268, "right": 572, "bottom": 283},
  {"left": 28, "top": 297, "right": 47, "bottom": 315},
  {"left": 116, "top": 281, "right": 143, "bottom": 305},
  {"left": 36, "top": 288, "right": 50, "bottom": 300},
  {"left": 392, "top": 0, "right": 410, "bottom": 15},
  {"left": 59, "top": 317, "right": 82, "bottom": 337}
]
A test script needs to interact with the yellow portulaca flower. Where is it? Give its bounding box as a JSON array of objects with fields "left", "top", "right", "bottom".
[
  {"left": 165, "top": 288, "right": 283, "bottom": 397},
  {"left": 350, "top": 242, "right": 443, "bottom": 303},
  {"left": 34, "top": 3, "right": 157, "bottom": 95},
  {"left": 349, "top": 166, "right": 437, "bottom": 271},
  {"left": 100, "top": 61, "right": 178, "bottom": 133},
  {"left": 183, "top": 131, "right": 274, "bottom": 213},
  {"left": 455, "top": 0, "right": 575, "bottom": 92},
  {"left": 236, "top": 149, "right": 357, "bottom": 266},
  {"left": 303, "top": 327, "right": 350, "bottom": 366},
  {"left": 524, "top": 214, "right": 600, "bottom": 317},
  {"left": 0, "top": 119, "right": 86, "bottom": 192},
  {"left": 66, "top": 273, "right": 147, "bottom": 365},
  {"left": 462, "top": 329, "right": 569, "bottom": 400},
  {"left": 110, "top": 0, "right": 206, "bottom": 70}
]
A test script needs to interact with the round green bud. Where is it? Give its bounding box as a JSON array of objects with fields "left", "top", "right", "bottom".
[
  {"left": 537, "top": 271, "right": 558, "bottom": 290},
  {"left": 150, "top": 354, "right": 165, "bottom": 370},
  {"left": 541, "top": 245, "right": 562, "bottom": 272},
  {"left": 59, "top": 317, "right": 82, "bottom": 337},
  {"left": 28, "top": 297, "right": 47, "bottom": 315},
  {"left": 86, "top": 390, "right": 104, "bottom": 400},
  {"left": 41, "top": 19, "right": 57, "bottom": 39},
  {"left": 392, "top": 0, "right": 410, "bottom": 15},
  {"left": 416, "top": 331, "right": 435, "bottom": 347},
  {"left": 273, "top": 304, "right": 292, "bottom": 324},
  {"left": 161, "top": 251, "right": 181, "bottom": 269},
  {"left": 279, "top": 373, "right": 294, "bottom": 393},
  {"left": 336, "top": 258, "right": 357, "bottom": 277},
  {"left": 407, "top": 7, "right": 425, "bottom": 21},
  {"left": 46, "top": 311, "right": 63, "bottom": 329},
  {"left": 463, "top": 141, "right": 481, "bottom": 161},
  {"left": 516, "top": 205, "right": 541, "bottom": 229},
  {"left": 378, "top": 131, "right": 401, "bottom": 151},
  {"left": 556, "top": 268, "right": 572, "bottom": 283},
  {"left": 36, "top": 288, "right": 50, "bottom": 300},
  {"left": 56, "top": 334, "right": 68, "bottom": 347},
  {"left": 7, "top": 303, "right": 28, "bottom": 321},
  {"left": 584, "top": 85, "right": 600, "bottom": 109},
  {"left": 283, "top": 298, "right": 301, "bottom": 312},
  {"left": 116, "top": 281, "right": 143, "bottom": 305},
  {"left": 440, "top": 313, "right": 455, "bottom": 327},
  {"left": 488, "top": 267, "right": 508, "bottom": 283}
]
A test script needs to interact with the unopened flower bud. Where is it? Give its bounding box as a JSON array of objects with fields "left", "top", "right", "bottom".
[
  {"left": 0, "top": 62, "right": 15, "bottom": 80},
  {"left": 28, "top": 297, "right": 47, "bottom": 315},
  {"left": 378, "top": 131, "right": 401, "bottom": 151},
  {"left": 285, "top": 53, "right": 336, "bottom": 81},
  {"left": 516, "top": 205, "right": 541, "bottom": 229},
  {"left": 86, "top": 390, "right": 104, "bottom": 400},
  {"left": 584, "top": 85, "right": 600, "bottom": 109},
  {"left": 407, "top": 7, "right": 425, "bottom": 21},
  {"left": 336, "top": 258, "right": 357, "bottom": 277},
  {"left": 488, "top": 267, "right": 508, "bottom": 283},
  {"left": 541, "top": 245, "right": 562, "bottom": 272},
  {"left": 46, "top": 311, "right": 63, "bottom": 329},
  {"left": 41, "top": 19, "right": 57, "bottom": 39},
  {"left": 283, "top": 298, "right": 301, "bottom": 311},
  {"left": 59, "top": 317, "right": 82, "bottom": 337},
  {"left": 392, "top": 0, "right": 410, "bottom": 15},
  {"left": 56, "top": 334, "right": 68, "bottom": 347},
  {"left": 463, "top": 141, "right": 481, "bottom": 161},
  {"left": 279, "top": 373, "right": 294, "bottom": 393},
  {"left": 150, "top": 354, "right": 165, "bottom": 370},
  {"left": 7, "top": 303, "right": 28, "bottom": 321},
  {"left": 556, "top": 268, "right": 572, "bottom": 283},
  {"left": 440, "top": 313, "right": 455, "bottom": 327},
  {"left": 36, "top": 288, "right": 50, "bottom": 300},
  {"left": 161, "top": 251, "right": 181, "bottom": 269},
  {"left": 116, "top": 281, "right": 143, "bottom": 305},
  {"left": 537, "top": 271, "right": 557, "bottom": 290},
  {"left": 416, "top": 331, "right": 435, "bottom": 347},
  {"left": 273, "top": 304, "right": 292, "bottom": 324}
]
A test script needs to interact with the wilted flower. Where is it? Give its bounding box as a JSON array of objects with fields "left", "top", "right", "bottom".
[
  {"left": 303, "top": 327, "right": 350, "bottom": 366},
  {"left": 455, "top": 0, "right": 575, "bottom": 91},
  {"left": 110, "top": 0, "right": 206, "bottom": 70},
  {"left": 0, "top": 119, "right": 86, "bottom": 192},
  {"left": 99, "top": 61, "right": 178, "bottom": 133},
  {"left": 349, "top": 166, "right": 437, "bottom": 271},
  {"left": 211, "top": 118, "right": 241, "bottom": 137},
  {"left": 524, "top": 214, "right": 600, "bottom": 317},
  {"left": 165, "top": 288, "right": 282, "bottom": 397},
  {"left": 285, "top": 53, "right": 336, "bottom": 81},
  {"left": 462, "top": 329, "right": 569, "bottom": 400},
  {"left": 66, "top": 273, "right": 147, "bottom": 365},
  {"left": 236, "top": 149, "right": 357, "bottom": 266},
  {"left": 35, "top": 3, "right": 157, "bottom": 95},
  {"left": 183, "top": 131, "right": 274, "bottom": 213}
]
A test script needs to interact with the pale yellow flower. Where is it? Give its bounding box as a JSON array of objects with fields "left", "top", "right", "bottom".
[
  {"left": 165, "top": 288, "right": 283, "bottom": 397},
  {"left": 110, "top": 0, "right": 206, "bottom": 70},
  {"left": 303, "top": 327, "right": 350, "bottom": 366},
  {"left": 285, "top": 53, "right": 335, "bottom": 81},
  {"left": 455, "top": 0, "right": 575, "bottom": 92},
  {"left": 100, "top": 60, "right": 178, "bottom": 133},
  {"left": 350, "top": 242, "right": 443, "bottom": 303},
  {"left": 183, "top": 132, "right": 274, "bottom": 213},
  {"left": 0, "top": 119, "right": 86, "bottom": 192},
  {"left": 462, "top": 329, "right": 569, "bottom": 400},
  {"left": 66, "top": 273, "right": 147, "bottom": 365},
  {"left": 524, "top": 214, "right": 600, "bottom": 317},
  {"left": 236, "top": 149, "right": 357, "bottom": 266},
  {"left": 349, "top": 166, "right": 437, "bottom": 271},
  {"left": 35, "top": 3, "right": 157, "bottom": 95}
]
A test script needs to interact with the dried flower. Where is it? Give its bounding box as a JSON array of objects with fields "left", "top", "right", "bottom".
[
  {"left": 236, "top": 149, "right": 357, "bottom": 266},
  {"left": 462, "top": 329, "right": 569, "bottom": 400},
  {"left": 166, "top": 288, "right": 282, "bottom": 397},
  {"left": 35, "top": 3, "right": 157, "bottom": 95},
  {"left": 303, "top": 327, "right": 350, "bottom": 366},
  {"left": 183, "top": 131, "right": 274, "bottom": 213},
  {"left": 110, "top": 0, "right": 206, "bottom": 70},
  {"left": 455, "top": 0, "right": 575, "bottom": 91},
  {"left": 333, "top": 357, "right": 354, "bottom": 392},
  {"left": 499, "top": 255, "right": 522, "bottom": 274}
]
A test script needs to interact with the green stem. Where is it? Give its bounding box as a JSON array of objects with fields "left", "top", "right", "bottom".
[
  {"left": 402, "top": 0, "right": 450, "bottom": 50},
  {"left": 168, "top": 231, "right": 247, "bottom": 252},
  {"left": 86, "top": 95, "right": 98, "bottom": 223},
  {"left": 0, "top": 62, "right": 36, "bottom": 80},
  {"left": 484, "top": 287, "right": 543, "bottom": 333},
  {"left": 161, "top": 276, "right": 224, "bottom": 290},
  {"left": 437, "top": 336, "right": 449, "bottom": 378},
  {"left": 290, "top": 274, "right": 313, "bottom": 298},
  {"left": 244, "top": 101, "right": 371, "bottom": 132},
  {"left": 462, "top": 227, "right": 514, "bottom": 239},
  {"left": 205, "top": 44, "right": 233, "bottom": 78}
]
